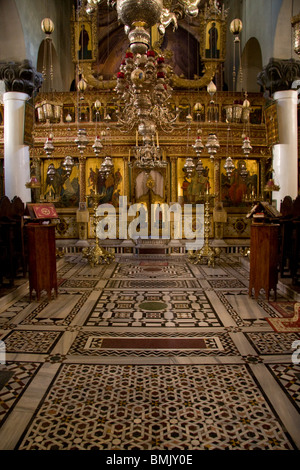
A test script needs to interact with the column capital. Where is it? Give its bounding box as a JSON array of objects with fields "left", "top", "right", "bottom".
[
  {"left": 257, "top": 58, "right": 300, "bottom": 96},
  {"left": 0, "top": 60, "right": 43, "bottom": 97}
]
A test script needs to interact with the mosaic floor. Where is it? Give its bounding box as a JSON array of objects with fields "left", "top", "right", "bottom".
[{"left": 0, "top": 253, "right": 299, "bottom": 452}]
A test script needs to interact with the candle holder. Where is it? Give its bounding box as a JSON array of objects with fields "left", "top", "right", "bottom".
[
  {"left": 82, "top": 193, "right": 115, "bottom": 267},
  {"left": 188, "top": 192, "right": 221, "bottom": 267}
]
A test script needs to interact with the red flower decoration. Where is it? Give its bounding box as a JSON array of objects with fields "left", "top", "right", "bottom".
[
  {"left": 157, "top": 56, "right": 165, "bottom": 64},
  {"left": 125, "top": 52, "right": 133, "bottom": 59},
  {"left": 147, "top": 50, "right": 155, "bottom": 57},
  {"left": 157, "top": 72, "right": 165, "bottom": 78},
  {"left": 117, "top": 72, "right": 125, "bottom": 79}
]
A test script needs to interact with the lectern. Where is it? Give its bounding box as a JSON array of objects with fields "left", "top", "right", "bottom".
[
  {"left": 25, "top": 203, "right": 58, "bottom": 301},
  {"left": 249, "top": 223, "right": 279, "bottom": 301},
  {"left": 26, "top": 224, "right": 57, "bottom": 301}
]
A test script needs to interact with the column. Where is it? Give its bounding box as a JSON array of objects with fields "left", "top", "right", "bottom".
[
  {"left": 3, "top": 92, "right": 31, "bottom": 202},
  {"left": 257, "top": 58, "right": 300, "bottom": 208},
  {"left": 0, "top": 60, "right": 43, "bottom": 202},
  {"left": 272, "top": 90, "right": 298, "bottom": 207},
  {"left": 213, "top": 157, "right": 221, "bottom": 202},
  {"left": 76, "top": 156, "right": 89, "bottom": 244},
  {"left": 170, "top": 157, "right": 177, "bottom": 203},
  {"left": 259, "top": 157, "right": 266, "bottom": 198},
  {"left": 78, "top": 156, "right": 87, "bottom": 203}
]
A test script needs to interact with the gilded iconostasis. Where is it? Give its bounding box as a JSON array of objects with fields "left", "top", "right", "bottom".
[{"left": 2, "top": 0, "right": 275, "bottom": 241}]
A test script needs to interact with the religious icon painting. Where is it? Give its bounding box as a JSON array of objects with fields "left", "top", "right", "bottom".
[
  {"left": 72, "top": 18, "right": 95, "bottom": 62},
  {"left": 205, "top": 21, "right": 221, "bottom": 59}
]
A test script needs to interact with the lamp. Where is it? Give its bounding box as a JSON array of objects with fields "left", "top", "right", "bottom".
[
  {"left": 92, "top": 100, "right": 103, "bottom": 157},
  {"left": 230, "top": 18, "right": 243, "bottom": 92},
  {"left": 241, "top": 135, "right": 252, "bottom": 157},
  {"left": 183, "top": 158, "right": 195, "bottom": 178},
  {"left": 206, "top": 133, "right": 220, "bottom": 159},
  {"left": 75, "top": 129, "right": 89, "bottom": 154},
  {"left": 44, "top": 134, "right": 55, "bottom": 158},
  {"left": 99, "top": 155, "right": 114, "bottom": 177},
  {"left": 77, "top": 77, "right": 88, "bottom": 92},
  {"left": 62, "top": 156, "right": 75, "bottom": 178},
  {"left": 230, "top": 18, "right": 243, "bottom": 37},
  {"left": 224, "top": 156, "right": 235, "bottom": 177},
  {"left": 193, "top": 130, "right": 205, "bottom": 157},
  {"left": 224, "top": 124, "right": 235, "bottom": 177},
  {"left": 239, "top": 161, "right": 248, "bottom": 180}
]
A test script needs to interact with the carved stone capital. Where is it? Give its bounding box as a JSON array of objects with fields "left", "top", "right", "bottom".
[
  {"left": 257, "top": 58, "right": 300, "bottom": 95},
  {"left": 0, "top": 60, "right": 43, "bottom": 97}
]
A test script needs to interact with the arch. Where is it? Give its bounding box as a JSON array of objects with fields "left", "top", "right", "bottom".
[{"left": 239, "top": 37, "right": 263, "bottom": 93}]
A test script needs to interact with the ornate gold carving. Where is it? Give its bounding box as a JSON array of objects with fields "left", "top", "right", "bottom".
[{"left": 171, "top": 62, "right": 218, "bottom": 89}]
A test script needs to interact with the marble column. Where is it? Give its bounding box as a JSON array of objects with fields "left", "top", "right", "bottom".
[
  {"left": 272, "top": 89, "right": 298, "bottom": 207},
  {"left": 0, "top": 60, "right": 43, "bottom": 203},
  {"left": 257, "top": 58, "right": 300, "bottom": 207},
  {"left": 3, "top": 91, "right": 31, "bottom": 202}
]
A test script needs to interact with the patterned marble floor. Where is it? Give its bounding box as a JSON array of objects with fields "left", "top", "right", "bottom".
[{"left": 0, "top": 252, "right": 299, "bottom": 452}]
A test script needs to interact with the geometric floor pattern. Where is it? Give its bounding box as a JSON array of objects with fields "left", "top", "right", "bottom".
[
  {"left": 0, "top": 252, "right": 299, "bottom": 451},
  {"left": 17, "top": 364, "right": 295, "bottom": 450}
]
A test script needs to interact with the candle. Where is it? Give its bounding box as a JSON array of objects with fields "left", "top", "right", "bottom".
[
  {"left": 136, "top": 130, "right": 138, "bottom": 147},
  {"left": 156, "top": 131, "right": 159, "bottom": 147}
]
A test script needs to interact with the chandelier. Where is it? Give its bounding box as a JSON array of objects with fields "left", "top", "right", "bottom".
[
  {"left": 132, "top": 135, "right": 167, "bottom": 173},
  {"left": 115, "top": 50, "right": 177, "bottom": 134},
  {"left": 85, "top": 1, "right": 201, "bottom": 173},
  {"left": 115, "top": 48, "right": 177, "bottom": 171}
]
